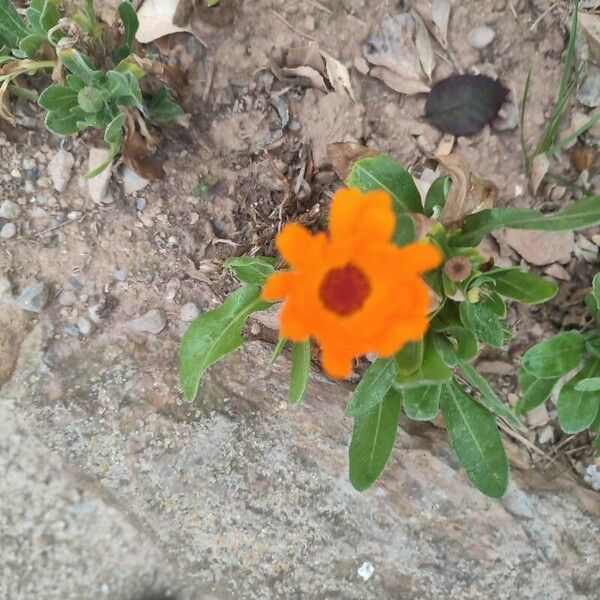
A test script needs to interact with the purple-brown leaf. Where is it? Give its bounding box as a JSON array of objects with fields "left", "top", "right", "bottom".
[{"left": 425, "top": 74, "right": 509, "bottom": 136}]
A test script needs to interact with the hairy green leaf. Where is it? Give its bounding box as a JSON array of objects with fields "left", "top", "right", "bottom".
[
  {"left": 179, "top": 285, "right": 270, "bottom": 400},
  {"left": 349, "top": 388, "right": 401, "bottom": 491},
  {"left": 271, "top": 337, "right": 287, "bottom": 363},
  {"left": 440, "top": 381, "right": 509, "bottom": 498},
  {"left": 0, "top": 0, "right": 29, "bottom": 48},
  {"left": 490, "top": 270, "right": 558, "bottom": 305},
  {"left": 225, "top": 256, "right": 277, "bottom": 286},
  {"left": 515, "top": 369, "right": 558, "bottom": 415},
  {"left": 522, "top": 331, "right": 585, "bottom": 379},
  {"left": 424, "top": 175, "right": 450, "bottom": 217},
  {"left": 392, "top": 213, "right": 416, "bottom": 247},
  {"left": 558, "top": 359, "right": 600, "bottom": 434},
  {"left": 148, "top": 86, "right": 184, "bottom": 122},
  {"left": 574, "top": 377, "right": 600, "bottom": 392},
  {"left": 459, "top": 300, "right": 504, "bottom": 348},
  {"left": 289, "top": 341, "right": 311, "bottom": 405},
  {"left": 402, "top": 384, "right": 441, "bottom": 421},
  {"left": 456, "top": 196, "right": 600, "bottom": 247},
  {"left": 344, "top": 153, "right": 423, "bottom": 214},
  {"left": 394, "top": 336, "right": 452, "bottom": 388},
  {"left": 396, "top": 340, "right": 424, "bottom": 377},
  {"left": 38, "top": 84, "right": 78, "bottom": 111},
  {"left": 346, "top": 358, "right": 398, "bottom": 417},
  {"left": 58, "top": 48, "right": 98, "bottom": 84}
]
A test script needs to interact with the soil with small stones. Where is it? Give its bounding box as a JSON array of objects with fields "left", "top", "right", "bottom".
[{"left": 1, "top": 0, "right": 599, "bottom": 491}]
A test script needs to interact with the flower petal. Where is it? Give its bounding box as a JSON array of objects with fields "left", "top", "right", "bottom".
[
  {"left": 320, "top": 345, "right": 354, "bottom": 379},
  {"left": 279, "top": 300, "right": 310, "bottom": 341},
  {"left": 396, "top": 242, "right": 443, "bottom": 274},
  {"left": 373, "top": 317, "right": 429, "bottom": 356},
  {"left": 276, "top": 223, "right": 316, "bottom": 269},
  {"left": 261, "top": 271, "right": 295, "bottom": 301},
  {"left": 330, "top": 188, "right": 394, "bottom": 244}
]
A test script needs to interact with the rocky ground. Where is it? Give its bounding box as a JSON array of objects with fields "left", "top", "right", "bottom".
[{"left": 1, "top": 0, "right": 600, "bottom": 598}]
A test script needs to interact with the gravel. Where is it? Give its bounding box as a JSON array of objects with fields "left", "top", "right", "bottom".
[
  {"left": 14, "top": 282, "right": 49, "bottom": 313},
  {"left": 0, "top": 200, "right": 21, "bottom": 219},
  {"left": 129, "top": 309, "right": 167, "bottom": 334}
]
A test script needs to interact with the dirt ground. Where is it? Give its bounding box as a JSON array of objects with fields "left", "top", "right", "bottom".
[{"left": 1, "top": 0, "right": 598, "bottom": 526}]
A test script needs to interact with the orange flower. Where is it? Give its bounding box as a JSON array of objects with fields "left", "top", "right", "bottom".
[{"left": 262, "top": 188, "right": 442, "bottom": 379}]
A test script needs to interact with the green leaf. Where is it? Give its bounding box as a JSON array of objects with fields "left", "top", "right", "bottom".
[
  {"left": 515, "top": 369, "right": 558, "bottom": 415},
  {"left": 225, "top": 256, "right": 277, "bottom": 286},
  {"left": 45, "top": 109, "right": 84, "bottom": 135},
  {"left": 394, "top": 336, "right": 452, "bottom": 388},
  {"left": 289, "top": 341, "right": 311, "bottom": 405},
  {"left": 344, "top": 153, "right": 422, "bottom": 214},
  {"left": 481, "top": 291, "right": 506, "bottom": 319},
  {"left": 78, "top": 86, "right": 105, "bottom": 113},
  {"left": 114, "top": 57, "right": 145, "bottom": 79},
  {"left": 522, "top": 331, "right": 585, "bottom": 379},
  {"left": 586, "top": 272, "right": 600, "bottom": 321},
  {"left": 456, "top": 196, "right": 600, "bottom": 247},
  {"left": 490, "top": 270, "right": 558, "bottom": 305},
  {"left": 432, "top": 325, "right": 478, "bottom": 367},
  {"left": 346, "top": 357, "right": 398, "bottom": 417},
  {"left": 18, "top": 33, "right": 46, "bottom": 57},
  {"left": 113, "top": 1, "right": 138, "bottom": 62},
  {"left": 459, "top": 300, "right": 504, "bottom": 348},
  {"left": 392, "top": 212, "right": 416, "bottom": 247},
  {"left": 424, "top": 175, "right": 450, "bottom": 217},
  {"left": 66, "top": 74, "right": 86, "bottom": 92},
  {"left": 179, "top": 285, "right": 270, "bottom": 400},
  {"left": 59, "top": 49, "right": 98, "bottom": 84},
  {"left": 395, "top": 340, "right": 424, "bottom": 377},
  {"left": 271, "top": 337, "right": 287, "bottom": 363},
  {"left": 40, "top": 1, "right": 60, "bottom": 33},
  {"left": 558, "top": 359, "right": 600, "bottom": 434},
  {"left": 440, "top": 381, "right": 509, "bottom": 498},
  {"left": 38, "top": 84, "right": 78, "bottom": 111},
  {"left": 458, "top": 362, "right": 523, "bottom": 430},
  {"left": 586, "top": 332, "right": 600, "bottom": 358},
  {"left": 103, "top": 70, "right": 132, "bottom": 102},
  {"left": 148, "top": 86, "right": 184, "bottom": 122},
  {"left": 0, "top": 0, "right": 29, "bottom": 48},
  {"left": 402, "top": 384, "right": 441, "bottom": 421},
  {"left": 575, "top": 377, "right": 600, "bottom": 392},
  {"left": 86, "top": 113, "right": 125, "bottom": 178},
  {"left": 349, "top": 388, "right": 402, "bottom": 491}
]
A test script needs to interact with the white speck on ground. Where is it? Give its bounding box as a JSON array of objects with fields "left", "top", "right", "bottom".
[{"left": 358, "top": 561, "right": 375, "bottom": 581}]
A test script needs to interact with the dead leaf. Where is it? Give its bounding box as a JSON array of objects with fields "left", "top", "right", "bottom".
[
  {"left": 320, "top": 51, "right": 356, "bottom": 101},
  {"left": 437, "top": 153, "right": 497, "bottom": 225},
  {"left": 435, "top": 133, "right": 455, "bottom": 156},
  {"left": 136, "top": 0, "right": 191, "bottom": 43},
  {"left": 370, "top": 66, "right": 430, "bottom": 95},
  {"left": 123, "top": 112, "right": 164, "bottom": 180},
  {"left": 530, "top": 153, "right": 550, "bottom": 194},
  {"left": 492, "top": 101, "right": 519, "bottom": 131},
  {"left": 412, "top": 10, "right": 435, "bottom": 81},
  {"left": 326, "top": 142, "right": 378, "bottom": 180},
  {"left": 571, "top": 143, "right": 600, "bottom": 173},
  {"left": 363, "top": 13, "right": 428, "bottom": 92},
  {"left": 280, "top": 65, "right": 328, "bottom": 93},
  {"left": 287, "top": 43, "right": 325, "bottom": 73},
  {"left": 188, "top": 0, "right": 236, "bottom": 28},
  {"left": 0, "top": 80, "right": 15, "bottom": 126},
  {"left": 414, "top": 0, "right": 451, "bottom": 48}
]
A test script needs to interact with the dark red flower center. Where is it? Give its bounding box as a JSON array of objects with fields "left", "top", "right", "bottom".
[{"left": 319, "top": 263, "right": 371, "bottom": 316}]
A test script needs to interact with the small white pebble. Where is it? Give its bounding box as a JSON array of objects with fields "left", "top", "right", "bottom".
[
  {"left": 358, "top": 561, "right": 375, "bottom": 582},
  {"left": 0, "top": 222, "right": 16, "bottom": 239},
  {"left": 180, "top": 302, "right": 200, "bottom": 322}
]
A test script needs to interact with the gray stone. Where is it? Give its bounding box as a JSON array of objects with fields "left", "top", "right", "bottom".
[
  {"left": 58, "top": 290, "right": 77, "bottom": 306},
  {"left": 47, "top": 148, "right": 75, "bottom": 193},
  {"left": 1, "top": 325, "right": 599, "bottom": 600},
  {"left": 578, "top": 65, "right": 600, "bottom": 108},
  {"left": 0, "top": 222, "right": 16, "bottom": 239},
  {"left": 129, "top": 309, "right": 166, "bottom": 334},
  {"left": 122, "top": 167, "right": 150, "bottom": 195},
  {"left": 180, "top": 301, "right": 200, "bottom": 322},
  {"left": 14, "top": 282, "right": 49, "bottom": 313},
  {"left": 88, "top": 148, "right": 113, "bottom": 204},
  {"left": 77, "top": 316, "right": 93, "bottom": 335},
  {"left": 0, "top": 275, "right": 12, "bottom": 299},
  {"left": 0, "top": 200, "right": 21, "bottom": 219},
  {"left": 468, "top": 25, "right": 495, "bottom": 49},
  {"left": 114, "top": 267, "right": 128, "bottom": 282}
]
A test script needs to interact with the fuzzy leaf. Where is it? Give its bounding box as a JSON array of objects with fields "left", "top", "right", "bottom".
[
  {"left": 490, "top": 270, "right": 558, "bottom": 305},
  {"left": 0, "top": 0, "right": 29, "bottom": 48},
  {"left": 38, "top": 84, "right": 78, "bottom": 111},
  {"left": 558, "top": 359, "right": 600, "bottom": 434},
  {"left": 424, "top": 175, "right": 450, "bottom": 217},
  {"left": 289, "top": 341, "right": 311, "bottom": 405},
  {"left": 394, "top": 336, "right": 452, "bottom": 388},
  {"left": 425, "top": 74, "right": 509, "bottom": 136},
  {"left": 402, "top": 384, "right": 441, "bottom": 421},
  {"left": 349, "top": 388, "right": 401, "bottom": 491},
  {"left": 59, "top": 49, "right": 99, "bottom": 84},
  {"left": 395, "top": 340, "right": 424, "bottom": 377},
  {"left": 516, "top": 369, "right": 558, "bottom": 415},
  {"left": 522, "top": 331, "right": 585, "bottom": 379},
  {"left": 148, "top": 86, "right": 184, "bottom": 122},
  {"left": 440, "top": 381, "right": 509, "bottom": 498},
  {"left": 179, "top": 285, "right": 270, "bottom": 400},
  {"left": 225, "top": 256, "right": 277, "bottom": 286},
  {"left": 344, "top": 153, "right": 423, "bottom": 214},
  {"left": 459, "top": 300, "right": 504, "bottom": 348},
  {"left": 346, "top": 357, "right": 398, "bottom": 417}
]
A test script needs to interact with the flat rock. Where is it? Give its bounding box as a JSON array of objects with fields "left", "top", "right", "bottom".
[
  {"left": 88, "top": 148, "right": 113, "bottom": 204},
  {"left": 578, "top": 65, "right": 600, "bottom": 108},
  {"left": 0, "top": 222, "right": 16, "bottom": 239},
  {"left": 504, "top": 229, "right": 574, "bottom": 266},
  {"left": 129, "top": 309, "right": 166, "bottom": 334},
  {"left": 122, "top": 167, "right": 150, "bottom": 195},
  {"left": 180, "top": 302, "right": 200, "bottom": 322},
  {"left": 468, "top": 25, "right": 496, "bottom": 49},
  {"left": 544, "top": 263, "right": 571, "bottom": 281},
  {"left": 14, "top": 282, "right": 49, "bottom": 313},
  {"left": 0, "top": 200, "right": 21, "bottom": 219},
  {"left": 47, "top": 148, "right": 75, "bottom": 193}
]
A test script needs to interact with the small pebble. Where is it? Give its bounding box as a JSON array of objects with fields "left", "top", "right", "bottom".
[
  {"left": 0, "top": 200, "right": 21, "bottom": 219},
  {"left": 47, "top": 149, "right": 75, "bottom": 193},
  {"left": 122, "top": 167, "right": 150, "bottom": 195},
  {"left": 0, "top": 275, "right": 12, "bottom": 299},
  {"left": 526, "top": 404, "right": 549, "bottom": 428},
  {"left": 15, "top": 281, "right": 49, "bottom": 313},
  {"left": 180, "top": 302, "right": 200, "bottom": 322},
  {"left": 136, "top": 197, "right": 147, "bottom": 211},
  {"left": 129, "top": 309, "right": 166, "bottom": 334},
  {"left": 77, "top": 316, "right": 93, "bottom": 335},
  {"left": 0, "top": 223, "right": 16, "bottom": 239},
  {"left": 114, "top": 267, "right": 128, "bottom": 282},
  {"left": 64, "top": 324, "right": 81, "bottom": 337},
  {"left": 357, "top": 562, "right": 375, "bottom": 582},
  {"left": 58, "top": 290, "right": 77, "bottom": 306},
  {"left": 468, "top": 25, "right": 496, "bottom": 49},
  {"left": 537, "top": 425, "right": 554, "bottom": 445}
]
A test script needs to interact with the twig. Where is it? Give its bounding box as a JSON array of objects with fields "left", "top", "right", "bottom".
[
  {"left": 304, "top": 0, "right": 332, "bottom": 15},
  {"left": 530, "top": 1, "right": 560, "bottom": 31},
  {"left": 271, "top": 9, "right": 316, "bottom": 41},
  {"left": 497, "top": 420, "right": 559, "bottom": 466},
  {"left": 202, "top": 59, "right": 215, "bottom": 103}
]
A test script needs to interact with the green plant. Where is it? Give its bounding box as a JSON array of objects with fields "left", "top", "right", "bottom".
[
  {"left": 0, "top": 0, "right": 183, "bottom": 176},
  {"left": 179, "top": 149, "right": 600, "bottom": 499},
  {"left": 517, "top": 273, "right": 600, "bottom": 457}
]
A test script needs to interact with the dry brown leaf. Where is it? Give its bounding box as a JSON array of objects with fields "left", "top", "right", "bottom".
[
  {"left": 326, "top": 142, "right": 378, "bottom": 180},
  {"left": 0, "top": 80, "right": 15, "bottom": 126},
  {"left": 123, "top": 113, "right": 164, "bottom": 181},
  {"left": 363, "top": 14, "right": 426, "bottom": 82},
  {"left": 287, "top": 43, "right": 325, "bottom": 73},
  {"left": 136, "top": 0, "right": 191, "bottom": 43},
  {"left": 280, "top": 65, "right": 328, "bottom": 93},
  {"left": 530, "top": 153, "right": 550, "bottom": 195},
  {"left": 320, "top": 51, "right": 356, "bottom": 101},
  {"left": 437, "top": 154, "right": 497, "bottom": 226},
  {"left": 414, "top": 0, "right": 451, "bottom": 48},
  {"left": 412, "top": 10, "right": 435, "bottom": 81},
  {"left": 370, "top": 66, "right": 430, "bottom": 95},
  {"left": 579, "top": 11, "right": 600, "bottom": 62},
  {"left": 435, "top": 133, "right": 455, "bottom": 156}
]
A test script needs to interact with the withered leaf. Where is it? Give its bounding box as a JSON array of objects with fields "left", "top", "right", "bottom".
[
  {"left": 326, "top": 142, "right": 378, "bottom": 180},
  {"left": 425, "top": 74, "right": 509, "bottom": 136},
  {"left": 123, "top": 113, "right": 164, "bottom": 181},
  {"left": 280, "top": 65, "right": 328, "bottom": 93}
]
